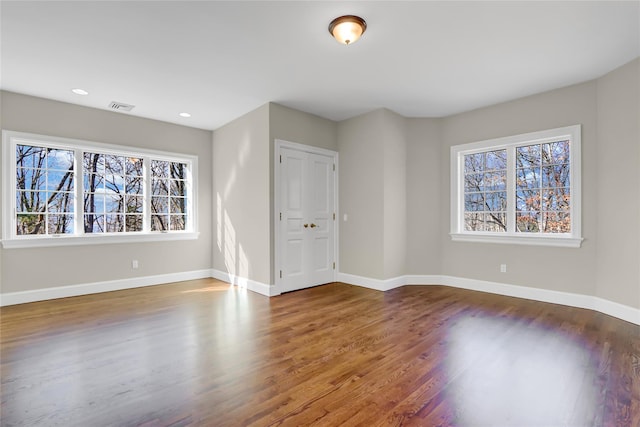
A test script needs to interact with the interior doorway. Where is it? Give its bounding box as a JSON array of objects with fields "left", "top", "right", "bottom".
[{"left": 275, "top": 140, "right": 337, "bottom": 293}]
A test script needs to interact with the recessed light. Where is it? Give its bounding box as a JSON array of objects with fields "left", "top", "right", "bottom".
[
  {"left": 179, "top": 112, "right": 191, "bottom": 118},
  {"left": 71, "top": 88, "right": 89, "bottom": 96}
]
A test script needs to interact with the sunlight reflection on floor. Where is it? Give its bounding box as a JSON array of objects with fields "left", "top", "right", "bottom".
[
  {"left": 180, "top": 284, "right": 234, "bottom": 293},
  {"left": 444, "top": 313, "right": 600, "bottom": 426}
]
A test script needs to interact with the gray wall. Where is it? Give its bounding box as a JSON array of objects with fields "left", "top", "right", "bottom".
[
  {"left": 382, "top": 109, "right": 407, "bottom": 279},
  {"left": 405, "top": 118, "right": 441, "bottom": 275},
  {"left": 212, "top": 104, "right": 270, "bottom": 285},
  {"left": 337, "top": 110, "right": 386, "bottom": 279},
  {"left": 336, "top": 108, "right": 409, "bottom": 280},
  {"left": 0, "top": 91, "right": 213, "bottom": 293},
  {"left": 595, "top": 58, "right": 640, "bottom": 307}
]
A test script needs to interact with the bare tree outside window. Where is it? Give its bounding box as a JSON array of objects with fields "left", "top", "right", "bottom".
[
  {"left": 83, "top": 153, "right": 143, "bottom": 233},
  {"left": 151, "top": 160, "right": 187, "bottom": 231},
  {"left": 463, "top": 149, "right": 507, "bottom": 232},
  {"left": 16, "top": 145, "right": 74, "bottom": 235},
  {"left": 516, "top": 141, "right": 570, "bottom": 233}
]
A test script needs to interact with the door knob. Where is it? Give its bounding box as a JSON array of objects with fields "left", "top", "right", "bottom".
[
  {"left": 304, "top": 224, "right": 309, "bottom": 228},
  {"left": 310, "top": 223, "right": 317, "bottom": 228}
]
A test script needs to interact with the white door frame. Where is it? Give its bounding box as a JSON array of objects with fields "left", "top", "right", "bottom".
[{"left": 274, "top": 139, "right": 338, "bottom": 294}]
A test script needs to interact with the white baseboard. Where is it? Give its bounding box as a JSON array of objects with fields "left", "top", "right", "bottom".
[
  {"left": 211, "top": 269, "right": 278, "bottom": 297},
  {"left": 339, "top": 272, "right": 640, "bottom": 326},
  {"left": 0, "top": 269, "right": 213, "bottom": 307},
  {"left": 336, "top": 272, "right": 404, "bottom": 291},
  {"left": 3, "top": 268, "right": 636, "bottom": 325}
]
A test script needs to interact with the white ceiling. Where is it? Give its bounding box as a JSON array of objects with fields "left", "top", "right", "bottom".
[{"left": 1, "top": 1, "right": 639, "bottom": 131}]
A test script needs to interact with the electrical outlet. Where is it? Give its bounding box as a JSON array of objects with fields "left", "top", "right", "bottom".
[
  {"left": 132, "top": 260, "right": 139, "bottom": 269},
  {"left": 500, "top": 264, "right": 507, "bottom": 273}
]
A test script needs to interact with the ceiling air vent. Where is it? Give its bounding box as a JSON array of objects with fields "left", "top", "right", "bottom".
[{"left": 108, "top": 101, "right": 135, "bottom": 112}]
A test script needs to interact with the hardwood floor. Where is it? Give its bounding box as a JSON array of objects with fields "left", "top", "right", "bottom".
[{"left": 1, "top": 280, "right": 638, "bottom": 426}]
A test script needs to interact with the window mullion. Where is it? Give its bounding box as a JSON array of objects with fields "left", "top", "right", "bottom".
[
  {"left": 75, "top": 149, "right": 84, "bottom": 235},
  {"left": 143, "top": 156, "right": 151, "bottom": 232},
  {"left": 506, "top": 146, "right": 516, "bottom": 233}
]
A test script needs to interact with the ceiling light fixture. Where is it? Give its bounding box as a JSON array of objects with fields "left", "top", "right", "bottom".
[
  {"left": 328, "top": 15, "right": 367, "bottom": 45},
  {"left": 71, "top": 88, "right": 89, "bottom": 95},
  {"left": 179, "top": 112, "right": 191, "bottom": 118}
]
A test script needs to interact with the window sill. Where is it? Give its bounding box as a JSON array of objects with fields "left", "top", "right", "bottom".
[
  {"left": 1, "top": 231, "right": 200, "bottom": 249},
  {"left": 450, "top": 233, "right": 583, "bottom": 248}
]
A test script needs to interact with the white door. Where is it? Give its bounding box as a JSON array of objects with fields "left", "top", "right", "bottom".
[{"left": 279, "top": 146, "right": 335, "bottom": 293}]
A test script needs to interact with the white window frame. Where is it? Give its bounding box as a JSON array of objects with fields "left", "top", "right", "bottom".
[
  {"left": 2, "top": 130, "right": 199, "bottom": 248},
  {"left": 450, "top": 125, "right": 582, "bottom": 248}
]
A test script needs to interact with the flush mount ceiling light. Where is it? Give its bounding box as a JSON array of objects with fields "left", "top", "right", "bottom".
[
  {"left": 71, "top": 88, "right": 89, "bottom": 95},
  {"left": 179, "top": 112, "right": 191, "bottom": 118},
  {"left": 328, "top": 15, "right": 367, "bottom": 45}
]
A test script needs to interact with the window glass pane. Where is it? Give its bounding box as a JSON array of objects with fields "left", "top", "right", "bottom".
[
  {"left": 17, "top": 145, "right": 46, "bottom": 169},
  {"left": 464, "top": 212, "right": 484, "bottom": 231},
  {"left": 464, "top": 153, "right": 483, "bottom": 171},
  {"left": 17, "top": 167, "right": 45, "bottom": 191},
  {"left": 47, "top": 214, "right": 74, "bottom": 234},
  {"left": 126, "top": 157, "right": 143, "bottom": 176},
  {"left": 48, "top": 191, "right": 74, "bottom": 213},
  {"left": 151, "top": 214, "right": 168, "bottom": 231},
  {"left": 542, "top": 140, "right": 570, "bottom": 165},
  {"left": 17, "top": 214, "right": 46, "bottom": 235},
  {"left": 16, "top": 191, "right": 45, "bottom": 212},
  {"left": 125, "top": 195, "right": 143, "bottom": 213},
  {"left": 105, "top": 214, "right": 124, "bottom": 232},
  {"left": 516, "top": 168, "right": 540, "bottom": 188},
  {"left": 84, "top": 194, "right": 105, "bottom": 213},
  {"left": 151, "top": 196, "right": 168, "bottom": 214},
  {"left": 484, "top": 172, "right": 506, "bottom": 191},
  {"left": 464, "top": 193, "right": 484, "bottom": 211},
  {"left": 46, "top": 149, "right": 74, "bottom": 171},
  {"left": 485, "top": 212, "right": 506, "bottom": 232},
  {"left": 126, "top": 176, "right": 143, "bottom": 195},
  {"left": 152, "top": 178, "right": 169, "bottom": 196},
  {"left": 170, "top": 180, "right": 186, "bottom": 197},
  {"left": 516, "top": 212, "right": 541, "bottom": 232},
  {"left": 484, "top": 192, "right": 507, "bottom": 211},
  {"left": 542, "top": 188, "right": 570, "bottom": 211},
  {"left": 47, "top": 170, "right": 74, "bottom": 191},
  {"left": 543, "top": 212, "right": 571, "bottom": 233},
  {"left": 125, "top": 215, "right": 143, "bottom": 232},
  {"left": 170, "top": 197, "right": 186, "bottom": 214},
  {"left": 542, "top": 165, "right": 570, "bottom": 188},
  {"left": 83, "top": 153, "right": 105, "bottom": 174},
  {"left": 105, "top": 175, "right": 125, "bottom": 193},
  {"left": 84, "top": 214, "right": 104, "bottom": 233},
  {"left": 485, "top": 150, "right": 506, "bottom": 170},
  {"left": 104, "top": 155, "right": 124, "bottom": 175},
  {"left": 105, "top": 195, "right": 124, "bottom": 213},
  {"left": 516, "top": 189, "right": 540, "bottom": 212},
  {"left": 84, "top": 173, "right": 105, "bottom": 192},
  {"left": 464, "top": 173, "right": 485, "bottom": 191},
  {"left": 516, "top": 144, "right": 541, "bottom": 168},
  {"left": 170, "top": 162, "right": 187, "bottom": 180},
  {"left": 170, "top": 215, "right": 185, "bottom": 231},
  {"left": 151, "top": 160, "right": 169, "bottom": 178}
]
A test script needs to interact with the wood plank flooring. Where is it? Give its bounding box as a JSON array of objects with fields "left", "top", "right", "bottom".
[{"left": 1, "top": 279, "right": 638, "bottom": 426}]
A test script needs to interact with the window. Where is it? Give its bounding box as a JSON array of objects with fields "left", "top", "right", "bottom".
[
  {"left": 450, "top": 125, "right": 582, "bottom": 247},
  {"left": 3, "top": 131, "right": 198, "bottom": 248}
]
